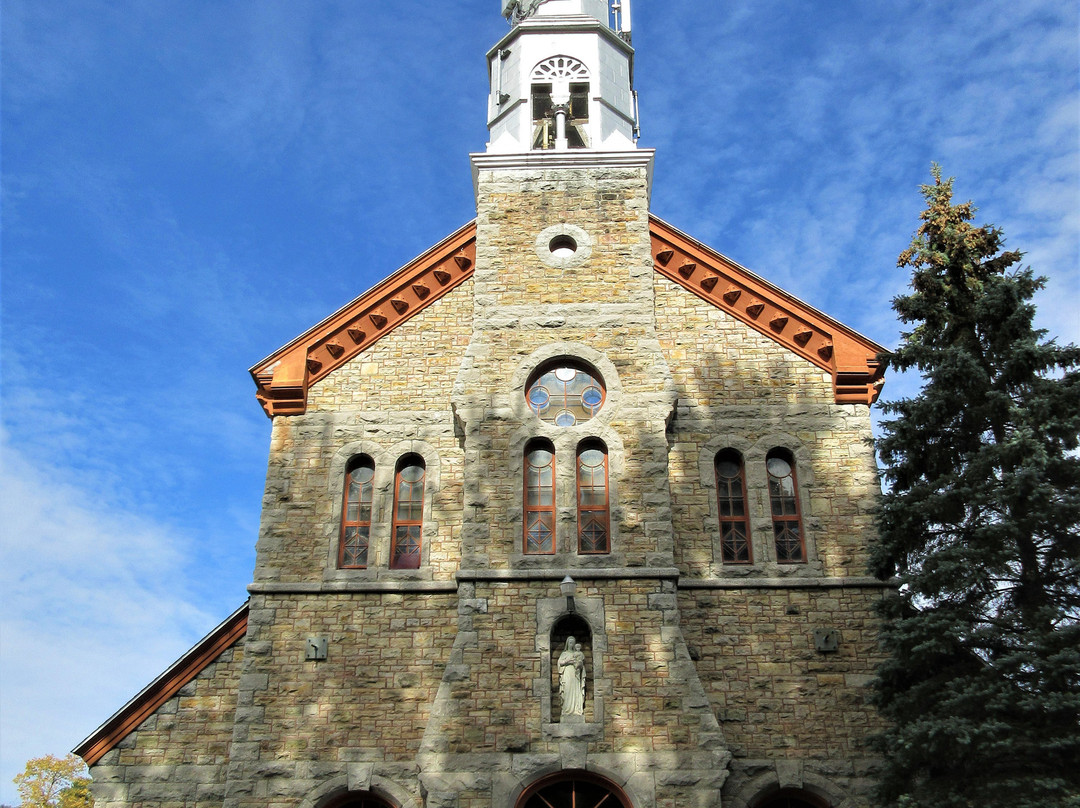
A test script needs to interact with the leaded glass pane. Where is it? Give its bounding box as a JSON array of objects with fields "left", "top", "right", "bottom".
[
  {"left": 526, "top": 512, "right": 554, "bottom": 554},
  {"left": 774, "top": 522, "right": 803, "bottom": 561},
  {"left": 526, "top": 364, "right": 605, "bottom": 426},
  {"left": 393, "top": 525, "right": 422, "bottom": 569},
  {"left": 342, "top": 525, "right": 370, "bottom": 567}
]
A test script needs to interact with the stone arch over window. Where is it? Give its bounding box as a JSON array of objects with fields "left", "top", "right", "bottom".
[
  {"left": 324, "top": 439, "right": 441, "bottom": 577},
  {"left": 509, "top": 424, "right": 625, "bottom": 565},
  {"left": 724, "top": 765, "right": 847, "bottom": 808},
  {"left": 322, "top": 793, "right": 396, "bottom": 808},
  {"left": 515, "top": 770, "right": 633, "bottom": 808},
  {"left": 299, "top": 774, "right": 420, "bottom": 808},
  {"left": 699, "top": 433, "right": 820, "bottom": 574},
  {"left": 339, "top": 454, "right": 375, "bottom": 568}
]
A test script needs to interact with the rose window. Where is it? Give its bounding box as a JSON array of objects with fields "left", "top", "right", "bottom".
[{"left": 526, "top": 364, "right": 605, "bottom": 426}]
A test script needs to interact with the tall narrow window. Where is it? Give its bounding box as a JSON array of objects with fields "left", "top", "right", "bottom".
[
  {"left": 524, "top": 440, "right": 556, "bottom": 554},
  {"left": 577, "top": 441, "right": 609, "bottom": 554},
  {"left": 715, "top": 450, "right": 751, "bottom": 564},
  {"left": 339, "top": 455, "right": 374, "bottom": 568},
  {"left": 767, "top": 449, "right": 805, "bottom": 562},
  {"left": 390, "top": 455, "right": 425, "bottom": 569}
]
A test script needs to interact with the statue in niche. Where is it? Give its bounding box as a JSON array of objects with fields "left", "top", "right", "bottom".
[{"left": 558, "top": 636, "right": 586, "bottom": 716}]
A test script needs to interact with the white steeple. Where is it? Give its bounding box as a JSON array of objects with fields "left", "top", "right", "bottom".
[{"left": 486, "top": 0, "right": 639, "bottom": 154}]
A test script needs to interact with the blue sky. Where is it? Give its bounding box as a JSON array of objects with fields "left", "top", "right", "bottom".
[{"left": 1, "top": 0, "right": 1076, "bottom": 799}]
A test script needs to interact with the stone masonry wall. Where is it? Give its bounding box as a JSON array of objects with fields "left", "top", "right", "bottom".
[
  {"left": 89, "top": 642, "right": 245, "bottom": 808},
  {"left": 682, "top": 586, "right": 886, "bottom": 806},
  {"left": 456, "top": 162, "right": 678, "bottom": 573},
  {"left": 655, "top": 274, "right": 880, "bottom": 580},
  {"left": 240, "top": 593, "right": 455, "bottom": 761},
  {"left": 254, "top": 282, "right": 474, "bottom": 583}
]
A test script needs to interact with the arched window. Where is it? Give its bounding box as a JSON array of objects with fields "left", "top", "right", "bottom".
[
  {"left": 516, "top": 770, "right": 632, "bottom": 808},
  {"left": 767, "top": 449, "right": 805, "bottom": 562},
  {"left": 390, "top": 455, "right": 425, "bottom": 569},
  {"left": 524, "top": 440, "right": 556, "bottom": 554},
  {"left": 715, "top": 449, "right": 751, "bottom": 564},
  {"left": 339, "top": 455, "right": 375, "bottom": 568},
  {"left": 577, "top": 441, "right": 609, "bottom": 554}
]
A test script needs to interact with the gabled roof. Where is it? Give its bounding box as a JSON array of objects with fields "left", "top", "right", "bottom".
[
  {"left": 249, "top": 216, "right": 883, "bottom": 416},
  {"left": 73, "top": 603, "right": 249, "bottom": 767},
  {"left": 250, "top": 222, "right": 478, "bottom": 416},
  {"left": 650, "top": 215, "right": 885, "bottom": 404}
]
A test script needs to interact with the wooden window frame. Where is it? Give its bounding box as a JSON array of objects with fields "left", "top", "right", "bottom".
[
  {"left": 339, "top": 455, "right": 375, "bottom": 569},
  {"left": 524, "top": 440, "right": 556, "bottom": 555},
  {"left": 767, "top": 449, "right": 806, "bottom": 563},
  {"left": 390, "top": 455, "right": 425, "bottom": 570},
  {"left": 516, "top": 770, "right": 633, "bottom": 808},
  {"left": 576, "top": 440, "right": 610, "bottom": 555},
  {"left": 716, "top": 449, "right": 752, "bottom": 564}
]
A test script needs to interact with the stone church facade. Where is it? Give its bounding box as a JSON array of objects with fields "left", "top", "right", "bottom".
[{"left": 76, "top": 3, "right": 889, "bottom": 807}]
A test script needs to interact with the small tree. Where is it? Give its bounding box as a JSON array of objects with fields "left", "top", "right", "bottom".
[
  {"left": 871, "top": 167, "right": 1080, "bottom": 808},
  {"left": 12, "top": 755, "right": 92, "bottom": 808}
]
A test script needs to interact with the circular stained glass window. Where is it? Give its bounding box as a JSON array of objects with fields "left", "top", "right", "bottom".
[{"left": 526, "top": 363, "right": 605, "bottom": 426}]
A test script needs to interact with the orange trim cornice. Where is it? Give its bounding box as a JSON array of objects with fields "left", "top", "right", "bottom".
[
  {"left": 250, "top": 221, "right": 477, "bottom": 417},
  {"left": 73, "top": 604, "right": 249, "bottom": 767},
  {"left": 649, "top": 216, "right": 885, "bottom": 404}
]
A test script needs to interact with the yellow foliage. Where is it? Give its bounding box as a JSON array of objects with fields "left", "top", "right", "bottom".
[{"left": 12, "top": 755, "right": 91, "bottom": 808}]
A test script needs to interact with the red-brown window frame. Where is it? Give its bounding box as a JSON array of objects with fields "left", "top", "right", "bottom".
[
  {"left": 767, "top": 448, "right": 806, "bottom": 563},
  {"left": 390, "top": 454, "right": 425, "bottom": 570},
  {"left": 339, "top": 455, "right": 375, "bottom": 568},
  {"left": 524, "top": 440, "right": 556, "bottom": 555},
  {"left": 576, "top": 440, "right": 610, "bottom": 554},
  {"left": 715, "top": 449, "right": 752, "bottom": 564}
]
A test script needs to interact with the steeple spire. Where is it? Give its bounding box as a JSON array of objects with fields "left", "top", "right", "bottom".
[{"left": 485, "top": 0, "right": 639, "bottom": 154}]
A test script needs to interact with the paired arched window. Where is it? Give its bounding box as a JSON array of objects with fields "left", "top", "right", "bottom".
[
  {"left": 523, "top": 439, "right": 610, "bottom": 555},
  {"left": 714, "top": 447, "right": 806, "bottom": 564},
  {"left": 338, "top": 453, "right": 426, "bottom": 570},
  {"left": 391, "top": 455, "right": 425, "bottom": 569},
  {"left": 715, "top": 450, "right": 751, "bottom": 564},
  {"left": 339, "top": 455, "right": 375, "bottom": 568},
  {"left": 767, "top": 448, "right": 804, "bottom": 562}
]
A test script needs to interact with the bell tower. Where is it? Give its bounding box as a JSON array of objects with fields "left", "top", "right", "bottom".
[{"left": 487, "top": 0, "right": 638, "bottom": 153}]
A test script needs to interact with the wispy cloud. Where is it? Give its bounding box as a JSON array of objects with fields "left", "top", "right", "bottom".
[{"left": 0, "top": 431, "right": 226, "bottom": 794}]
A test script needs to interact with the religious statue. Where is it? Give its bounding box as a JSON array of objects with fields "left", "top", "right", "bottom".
[{"left": 558, "top": 636, "right": 586, "bottom": 716}]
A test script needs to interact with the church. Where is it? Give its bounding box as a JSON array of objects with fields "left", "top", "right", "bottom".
[{"left": 75, "top": 2, "right": 889, "bottom": 807}]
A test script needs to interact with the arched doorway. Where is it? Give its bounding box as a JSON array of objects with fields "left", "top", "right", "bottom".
[
  {"left": 753, "top": 789, "right": 830, "bottom": 808},
  {"left": 515, "top": 770, "right": 632, "bottom": 808}
]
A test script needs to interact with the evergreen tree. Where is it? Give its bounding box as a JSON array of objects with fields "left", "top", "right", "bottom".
[{"left": 870, "top": 166, "right": 1080, "bottom": 808}]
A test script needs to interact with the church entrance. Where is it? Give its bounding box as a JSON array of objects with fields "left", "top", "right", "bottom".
[{"left": 515, "top": 770, "right": 632, "bottom": 808}]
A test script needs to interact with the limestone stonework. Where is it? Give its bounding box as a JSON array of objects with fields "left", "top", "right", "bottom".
[{"left": 76, "top": 6, "right": 889, "bottom": 808}]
